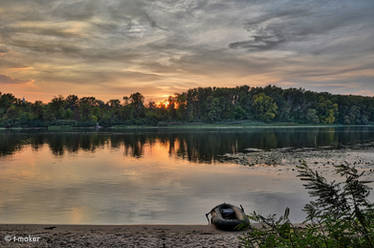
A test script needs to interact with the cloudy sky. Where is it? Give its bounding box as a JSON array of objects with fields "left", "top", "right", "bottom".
[{"left": 0, "top": 0, "right": 373, "bottom": 102}]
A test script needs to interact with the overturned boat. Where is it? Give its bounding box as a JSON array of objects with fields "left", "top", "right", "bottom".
[{"left": 206, "top": 203, "right": 249, "bottom": 231}]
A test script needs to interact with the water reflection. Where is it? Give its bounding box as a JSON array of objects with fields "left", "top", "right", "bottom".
[
  {"left": 0, "top": 139, "right": 308, "bottom": 224},
  {"left": 1, "top": 127, "right": 374, "bottom": 224},
  {"left": 1, "top": 127, "right": 374, "bottom": 163}
]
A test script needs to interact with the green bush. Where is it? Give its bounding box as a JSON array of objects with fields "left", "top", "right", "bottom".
[{"left": 240, "top": 162, "right": 374, "bottom": 248}]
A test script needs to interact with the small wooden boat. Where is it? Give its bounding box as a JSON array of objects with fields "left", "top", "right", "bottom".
[{"left": 206, "top": 203, "right": 249, "bottom": 231}]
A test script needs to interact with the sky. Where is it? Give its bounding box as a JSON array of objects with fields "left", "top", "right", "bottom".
[{"left": 0, "top": 0, "right": 373, "bottom": 102}]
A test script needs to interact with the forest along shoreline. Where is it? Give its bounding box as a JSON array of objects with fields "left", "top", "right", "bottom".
[
  {"left": 1, "top": 123, "right": 374, "bottom": 131},
  {"left": 2, "top": 85, "right": 374, "bottom": 129},
  {"left": 219, "top": 141, "right": 374, "bottom": 175}
]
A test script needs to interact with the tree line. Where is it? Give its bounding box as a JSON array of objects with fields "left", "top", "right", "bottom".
[{"left": 1, "top": 85, "right": 374, "bottom": 127}]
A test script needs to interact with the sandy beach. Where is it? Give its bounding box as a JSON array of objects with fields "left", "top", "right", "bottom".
[{"left": 0, "top": 224, "right": 243, "bottom": 248}]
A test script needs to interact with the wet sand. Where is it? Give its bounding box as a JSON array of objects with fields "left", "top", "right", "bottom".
[{"left": 0, "top": 224, "right": 243, "bottom": 248}]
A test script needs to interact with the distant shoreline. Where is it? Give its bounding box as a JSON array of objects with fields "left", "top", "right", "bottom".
[{"left": 1, "top": 122, "right": 374, "bottom": 131}]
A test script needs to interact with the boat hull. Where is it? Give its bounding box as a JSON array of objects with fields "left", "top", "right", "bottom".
[{"left": 208, "top": 203, "right": 249, "bottom": 231}]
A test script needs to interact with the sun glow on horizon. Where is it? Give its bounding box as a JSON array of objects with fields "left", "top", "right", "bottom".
[{"left": 157, "top": 100, "right": 170, "bottom": 108}]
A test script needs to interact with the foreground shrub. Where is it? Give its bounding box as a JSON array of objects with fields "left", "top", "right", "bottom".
[{"left": 240, "top": 162, "right": 374, "bottom": 248}]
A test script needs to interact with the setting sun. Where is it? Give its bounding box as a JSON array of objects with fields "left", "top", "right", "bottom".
[{"left": 158, "top": 100, "right": 170, "bottom": 108}]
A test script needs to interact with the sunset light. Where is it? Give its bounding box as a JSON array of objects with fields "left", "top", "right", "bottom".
[
  {"left": 1, "top": 1, "right": 374, "bottom": 247},
  {"left": 158, "top": 100, "right": 170, "bottom": 108}
]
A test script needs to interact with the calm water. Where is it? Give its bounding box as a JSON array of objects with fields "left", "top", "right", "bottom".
[{"left": 0, "top": 127, "right": 374, "bottom": 224}]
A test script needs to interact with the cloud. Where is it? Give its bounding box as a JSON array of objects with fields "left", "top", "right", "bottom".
[
  {"left": 0, "top": 74, "right": 27, "bottom": 84},
  {"left": 229, "top": 32, "right": 285, "bottom": 50},
  {"left": 36, "top": 70, "right": 161, "bottom": 85},
  {"left": 0, "top": 0, "right": 373, "bottom": 101},
  {"left": 229, "top": 0, "right": 374, "bottom": 53},
  {"left": 0, "top": 46, "right": 8, "bottom": 55}
]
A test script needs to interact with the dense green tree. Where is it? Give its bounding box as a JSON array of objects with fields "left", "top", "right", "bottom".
[
  {"left": 129, "top": 92, "right": 145, "bottom": 118},
  {"left": 306, "top": 108, "right": 320, "bottom": 124},
  {"left": 252, "top": 93, "right": 278, "bottom": 122},
  {"left": 175, "top": 93, "right": 187, "bottom": 121},
  {"left": 207, "top": 96, "right": 222, "bottom": 122},
  {"left": 65, "top": 95, "right": 79, "bottom": 109},
  {"left": 317, "top": 97, "right": 338, "bottom": 124}
]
